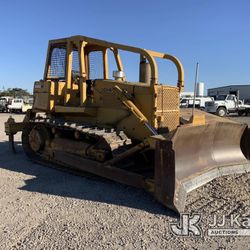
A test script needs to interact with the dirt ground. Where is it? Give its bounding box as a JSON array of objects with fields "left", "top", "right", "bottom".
[{"left": 0, "top": 113, "right": 249, "bottom": 249}]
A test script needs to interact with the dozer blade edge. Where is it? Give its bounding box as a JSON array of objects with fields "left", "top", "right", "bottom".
[{"left": 154, "top": 121, "right": 250, "bottom": 213}]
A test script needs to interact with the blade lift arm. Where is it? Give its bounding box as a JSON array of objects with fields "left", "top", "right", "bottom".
[{"left": 113, "top": 85, "right": 158, "bottom": 135}]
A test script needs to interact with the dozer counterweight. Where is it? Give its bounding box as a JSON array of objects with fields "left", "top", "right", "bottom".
[{"left": 5, "top": 35, "right": 250, "bottom": 213}]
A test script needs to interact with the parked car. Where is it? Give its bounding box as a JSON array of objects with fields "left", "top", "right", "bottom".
[
  {"left": 180, "top": 96, "right": 213, "bottom": 110},
  {"left": 8, "top": 98, "right": 33, "bottom": 113},
  {"left": 205, "top": 94, "right": 250, "bottom": 117},
  {"left": 0, "top": 98, "right": 8, "bottom": 112}
]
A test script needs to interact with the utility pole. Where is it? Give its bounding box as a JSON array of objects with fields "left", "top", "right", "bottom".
[{"left": 192, "top": 63, "right": 199, "bottom": 117}]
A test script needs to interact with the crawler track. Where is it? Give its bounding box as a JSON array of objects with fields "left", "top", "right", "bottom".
[
  {"left": 21, "top": 116, "right": 137, "bottom": 178},
  {"left": 32, "top": 116, "right": 132, "bottom": 152}
]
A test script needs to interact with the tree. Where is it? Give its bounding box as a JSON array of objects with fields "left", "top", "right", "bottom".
[{"left": 0, "top": 88, "right": 31, "bottom": 97}]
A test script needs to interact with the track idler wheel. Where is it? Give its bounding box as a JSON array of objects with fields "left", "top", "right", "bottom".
[{"left": 22, "top": 123, "right": 49, "bottom": 159}]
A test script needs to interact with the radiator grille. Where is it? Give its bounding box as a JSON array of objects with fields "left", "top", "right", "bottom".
[{"left": 156, "top": 85, "right": 179, "bottom": 131}]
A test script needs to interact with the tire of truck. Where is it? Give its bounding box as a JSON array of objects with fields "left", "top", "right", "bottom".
[{"left": 216, "top": 107, "right": 227, "bottom": 117}]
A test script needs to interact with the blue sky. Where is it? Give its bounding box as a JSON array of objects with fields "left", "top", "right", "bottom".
[{"left": 0, "top": 0, "right": 249, "bottom": 93}]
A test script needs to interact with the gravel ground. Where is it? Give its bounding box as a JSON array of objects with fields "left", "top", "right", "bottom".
[{"left": 0, "top": 113, "right": 249, "bottom": 249}]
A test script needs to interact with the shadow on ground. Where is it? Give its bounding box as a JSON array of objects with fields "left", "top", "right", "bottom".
[{"left": 0, "top": 140, "right": 176, "bottom": 217}]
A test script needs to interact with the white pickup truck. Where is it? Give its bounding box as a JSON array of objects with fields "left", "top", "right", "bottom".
[
  {"left": 205, "top": 94, "right": 250, "bottom": 117},
  {"left": 8, "top": 98, "right": 33, "bottom": 113},
  {"left": 180, "top": 96, "right": 213, "bottom": 110}
]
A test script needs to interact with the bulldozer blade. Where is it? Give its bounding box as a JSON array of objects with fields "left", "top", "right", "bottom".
[{"left": 154, "top": 121, "right": 250, "bottom": 213}]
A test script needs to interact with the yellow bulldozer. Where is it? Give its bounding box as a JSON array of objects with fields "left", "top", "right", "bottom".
[{"left": 5, "top": 35, "right": 250, "bottom": 213}]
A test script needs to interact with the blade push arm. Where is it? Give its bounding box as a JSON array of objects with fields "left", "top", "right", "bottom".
[{"left": 113, "top": 85, "right": 158, "bottom": 135}]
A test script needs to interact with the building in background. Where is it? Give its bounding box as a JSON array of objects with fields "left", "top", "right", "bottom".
[
  {"left": 180, "top": 91, "right": 194, "bottom": 98},
  {"left": 180, "top": 82, "right": 205, "bottom": 98},
  {"left": 196, "top": 82, "right": 204, "bottom": 97},
  {"left": 208, "top": 85, "right": 250, "bottom": 103}
]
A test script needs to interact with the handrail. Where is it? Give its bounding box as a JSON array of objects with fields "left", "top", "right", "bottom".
[{"left": 147, "top": 50, "right": 184, "bottom": 92}]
